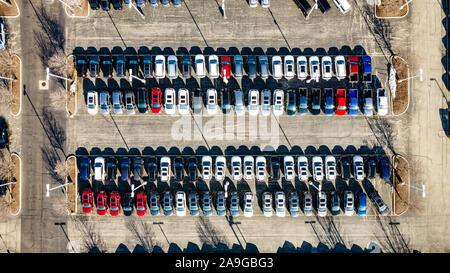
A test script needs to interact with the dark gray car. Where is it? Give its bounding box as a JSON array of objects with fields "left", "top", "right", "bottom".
[
  {"left": 234, "top": 55, "right": 243, "bottom": 78},
  {"left": 182, "top": 55, "right": 191, "bottom": 79},
  {"left": 247, "top": 55, "right": 257, "bottom": 79},
  {"left": 259, "top": 55, "right": 269, "bottom": 79}
]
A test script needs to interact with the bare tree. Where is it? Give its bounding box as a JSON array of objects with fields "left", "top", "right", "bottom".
[
  {"left": 48, "top": 49, "right": 69, "bottom": 77},
  {"left": 365, "top": 117, "right": 397, "bottom": 155},
  {"left": 0, "top": 49, "right": 17, "bottom": 89},
  {"left": 196, "top": 217, "right": 228, "bottom": 248},
  {"left": 126, "top": 220, "right": 157, "bottom": 253},
  {"left": 0, "top": 151, "right": 14, "bottom": 181},
  {"left": 49, "top": 86, "right": 67, "bottom": 112},
  {"left": 54, "top": 160, "right": 68, "bottom": 182}
]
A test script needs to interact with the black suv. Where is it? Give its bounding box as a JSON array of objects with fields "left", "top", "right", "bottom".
[
  {"left": 122, "top": 192, "right": 133, "bottom": 216},
  {"left": 367, "top": 157, "right": 377, "bottom": 179},
  {"left": 76, "top": 55, "right": 87, "bottom": 78},
  {"left": 89, "top": 0, "right": 100, "bottom": 10},
  {"left": 106, "top": 157, "right": 117, "bottom": 181},
  {"left": 270, "top": 156, "right": 281, "bottom": 182},
  {"left": 340, "top": 157, "right": 351, "bottom": 181},
  {"left": 174, "top": 157, "right": 184, "bottom": 182},
  {"left": 133, "top": 157, "right": 143, "bottom": 181},
  {"left": 188, "top": 157, "right": 198, "bottom": 182},
  {"left": 147, "top": 157, "right": 157, "bottom": 183},
  {"left": 102, "top": 56, "right": 113, "bottom": 79}
]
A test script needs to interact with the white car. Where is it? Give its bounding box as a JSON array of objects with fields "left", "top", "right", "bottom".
[
  {"left": 317, "top": 192, "right": 327, "bottom": 217},
  {"left": 297, "top": 56, "right": 308, "bottom": 80},
  {"left": 99, "top": 91, "right": 110, "bottom": 115},
  {"left": 333, "top": 0, "right": 351, "bottom": 14},
  {"left": 243, "top": 156, "right": 254, "bottom": 181},
  {"left": 272, "top": 55, "right": 283, "bottom": 80},
  {"left": 297, "top": 156, "right": 309, "bottom": 181},
  {"left": 94, "top": 157, "right": 105, "bottom": 181},
  {"left": 201, "top": 156, "right": 212, "bottom": 181},
  {"left": 175, "top": 191, "right": 186, "bottom": 216},
  {"left": 243, "top": 192, "right": 254, "bottom": 217},
  {"left": 164, "top": 88, "right": 176, "bottom": 115},
  {"left": 334, "top": 55, "right": 346, "bottom": 80},
  {"left": 208, "top": 55, "right": 219, "bottom": 78},
  {"left": 155, "top": 55, "right": 166, "bottom": 79},
  {"left": 247, "top": 89, "right": 259, "bottom": 116},
  {"left": 234, "top": 89, "right": 245, "bottom": 116},
  {"left": 261, "top": 0, "right": 270, "bottom": 8},
  {"left": 344, "top": 190, "right": 354, "bottom": 216},
  {"left": 262, "top": 192, "right": 272, "bottom": 217},
  {"left": 283, "top": 156, "right": 295, "bottom": 181},
  {"left": 255, "top": 156, "right": 266, "bottom": 182},
  {"left": 377, "top": 88, "right": 388, "bottom": 115},
  {"left": 206, "top": 89, "right": 218, "bottom": 115},
  {"left": 325, "top": 155, "right": 337, "bottom": 181},
  {"left": 353, "top": 156, "right": 365, "bottom": 181},
  {"left": 309, "top": 56, "right": 320, "bottom": 82},
  {"left": 261, "top": 89, "right": 271, "bottom": 116},
  {"left": 124, "top": 91, "right": 135, "bottom": 115},
  {"left": 87, "top": 91, "right": 98, "bottom": 115},
  {"left": 215, "top": 156, "right": 226, "bottom": 182},
  {"left": 112, "top": 90, "right": 123, "bottom": 114},
  {"left": 178, "top": 88, "right": 190, "bottom": 115},
  {"left": 312, "top": 156, "right": 323, "bottom": 182},
  {"left": 160, "top": 157, "right": 171, "bottom": 182},
  {"left": 167, "top": 55, "right": 178, "bottom": 79},
  {"left": 249, "top": 0, "right": 257, "bottom": 7},
  {"left": 231, "top": 156, "right": 242, "bottom": 181},
  {"left": 321, "top": 56, "right": 333, "bottom": 80},
  {"left": 284, "top": 55, "right": 295, "bottom": 79},
  {"left": 194, "top": 54, "right": 206, "bottom": 78},
  {"left": 275, "top": 191, "right": 286, "bottom": 217},
  {"left": 272, "top": 89, "right": 284, "bottom": 116}
]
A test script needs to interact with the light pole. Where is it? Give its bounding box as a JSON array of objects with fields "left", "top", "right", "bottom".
[
  {"left": 0, "top": 0, "right": 12, "bottom": 7},
  {"left": 0, "top": 75, "right": 17, "bottom": 82},
  {"left": 398, "top": 68, "right": 423, "bottom": 83},
  {"left": 46, "top": 67, "right": 72, "bottom": 82},
  {"left": 398, "top": 182, "right": 426, "bottom": 198},
  {"left": 399, "top": 0, "right": 413, "bottom": 10},
  {"left": 128, "top": 69, "right": 146, "bottom": 84},
  {"left": 0, "top": 181, "right": 16, "bottom": 188},
  {"left": 309, "top": 181, "right": 322, "bottom": 194},
  {"left": 306, "top": 75, "right": 319, "bottom": 84},
  {"left": 128, "top": 1, "right": 145, "bottom": 19},
  {"left": 0, "top": 23, "right": 6, "bottom": 51},
  {"left": 46, "top": 182, "right": 72, "bottom": 197},
  {"left": 305, "top": 0, "right": 318, "bottom": 20},
  {"left": 131, "top": 182, "right": 147, "bottom": 198}
]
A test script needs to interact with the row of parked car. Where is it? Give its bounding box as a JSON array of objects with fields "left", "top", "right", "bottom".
[
  {"left": 79, "top": 187, "right": 389, "bottom": 217},
  {"left": 76, "top": 53, "right": 373, "bottom": 83},
  {"left": 86, "top": 87, "right": 389, "bottom": 116},
  {"left": 79, "top": 154, "right": 391, "bottom": 184},
  {"left": 88, "top": 0, "right": 182, "bottom": 10}
]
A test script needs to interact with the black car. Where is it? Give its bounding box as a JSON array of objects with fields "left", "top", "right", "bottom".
[
  {"left": 147, "top": 157, "right": 157, "bottom": 183},
  {"left": 340, "top": 157, "right": 351, "bottom": 181},
  {"left": 106, "top": 157, "right": 117, "bottom": 181},
  {"left": 89, "top": 55, "right": 99, "bottom": 78},
  {"left": 76, "top": 55, "right": 87, "bottom": 78},
  {"left": 136, "top": 87, "right": 148, "bottom": 114},
  {"left": 112, "top": 0, "right": 123, "bottom": 9},
  {"left": 122, "top": 192, "right": 133, "bottom": 216},
  {"left": 120, "top": 157, "right": 131, "bottom": 182},
  {"left": 116, "top": 54, "right": 125, "bottom": 77},
  {"left": 247, "top": 55, "right": 257, "bottom": 79},
  {"left": 174, "top": 157, "right": 184, "bottom": 182},
  {"left": 221, "top": 90, "right": 232, "bottom": 114},
  {"left": 367, "top": 157, "right": 377, "bottom": 179},
  {"left": 102, "top": 56, "right": 113, "bottom": 79},
  {"left": 133, "top": 157, "right": 143, "bottom": 181},
  {"left": 311, "top": 88, "right": 321, "bottom": 115},
  {"left": 89, "top": 0, "right": 100, "bottom": 10},
  {"left": 181, "top": 55, "right": 191, "bottom": 79},
  {"left": 330, "top": 191, "right": 340, "bottom": 216},
  {"left": 0, "top": 122, "right": 8, "bottom": 149},
  {"left": 128, "top": 56, "right": 138, "bottom": 77},
  {"left": 142, "top": 54, "right": 152, "bottom": 78},
  {"left": 187, "top": 157, "right": 198, "bottom": 182},
  {"left": 270, "top": 156, "right": 281, "bottom": 182},
  {"left": 101, "top": 0, "right": 110, "bottom": 11}
]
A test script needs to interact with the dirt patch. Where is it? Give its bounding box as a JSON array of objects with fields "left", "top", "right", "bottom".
[
  {"left": 10, "top": 55, "right": 20, "bottom": 116},
  {"left": 65, "top": 0, "right": 89, "bottom": 17},
  {"left": 393, "top": 155, "right": 409, "bottom": 215},
  {"left": 375, "top": 0, "right": 408, "bottom": 18},
  {"left": 392, "top": 56, "right": 409, "bottom": 115},
  {"left": 9, "top": 153, "right": 20, "bottom": 215},
  {"left": 66, "top": 156, "right": 76, "bottom": 214},
  {"left": 0, "top": 0, "right": 19, "bottom": 17},
  {"left": 66, "top": 56, "right": 76, "bottom": 116}
]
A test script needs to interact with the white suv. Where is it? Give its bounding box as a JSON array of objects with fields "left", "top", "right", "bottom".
[
  {"left": 155, "top": 55, "right": 165, "bottom": 79},
  {"left": 87, "top": 91, "right": 98, "bottom": 115},
  {"left": 283, "top": 156, "right": 295, "bottom": 181},
  {"left": 195, "top": 54, "right": 206, "bottom": 78},
  {"left": 353, "top": 156, "right": 365, "bottom": 181},
  {"left": 325, "top": 155, "right": 336, "bottom": 181},
  {"left": 275, "top": 191, "right": 286, "bottom": 217},
  {"left": 243, "top": 156, "right": 254, "bottom": 181},
  {"left": 94, "top": 157, "right": 105, "bottom": 181},
  {"left": 272, "top": 89, "right": 284, "bottom": 116},
  {"left": 201, "top": 156, "right": 212, "bottom": 181},
  {"left": 255, "top": 156, "right": 266, "bottom": 182},
  {"left": 312, "top": 156, "right": 323, "bottom": 182},
  {"left": 215, "top": 156, "right": 226, "bottom": 182},
  {"left": 334, "top": 55, "right": 346, "bottom": 80},
  {"left": 206, "top": 89, "right": 218, "bottom": 115},
  {"left": 297, "top": 156, "right": 309, "bottom": 181},
  {"left": 164, "top": 88, "right": 176, "bottom": 115},
  {"left": 231, "top": 156, "right": 242, "bottom": 181},
  {"left": 160, "top": 157, "right": 171, "bottom": 182},
  {"left": 178, "top": 88, "right": 190, "bottom": 115},
  {"left": 243, "top": 192, "right": 254, "bottom": 217},
  {"left": 247, "top": 89, "right": 259, "bottom": 116},
  {"left": 175, "top": 191, "right": 186, "bottom": 216}
]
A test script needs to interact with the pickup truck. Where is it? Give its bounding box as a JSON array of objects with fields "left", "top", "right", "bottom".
[
  {"left": 298, "top": 88, "right": 309, "bottom": 115},
  {"left": 377, "top": 88, "right": 388, "bottom": 115},
  {"left": 348, "top": 56, "right": 359, "bottom": 83},
  {"left": 311, "top": 88, "right": 321, "bottom": 115},
  {"left": 362, "top": 55, "right": 372, "bottom": 83}
]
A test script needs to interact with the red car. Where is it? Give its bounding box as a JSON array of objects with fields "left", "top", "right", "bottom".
[
  {"left": 135, "top": 191, "right": 147, "bottom": 216},
  {"left": 336, "top": 89, "right": 347, "bottom": 116},
  {"left": 151, "top": 88, "right": 162, "bottom": 114},
  {"left": 348, "top": 56, "right": 359, "bottom": 82},
  {"left": 221, "top": 56, "right": 231, "bottom": 80},
  {"left": 81, "top": 188, "right": 93, "bottom": 214},
  {"left": 109, "top": 191, "right": 120, "bottom": 216},
  {"left": 96, "top": 191, "right": 107, "bottom": 216}
]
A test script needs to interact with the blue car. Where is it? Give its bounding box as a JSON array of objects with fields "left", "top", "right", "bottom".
[
  {"left": 120, "top": 157, "right": 130, "bottom": 182},
  {"left": 362, "top": 55, "right": 372, "bottom": 83},
  {"left": 298, "top": 88, "right": 308, "bottom": 115},
  {"left": 324, "top": 88, "right": 334, "bottom": 116},
  {"left": 357, "top": 192, "right": 367, "bottom": 216},
  {"left": 379, "top": 156, "right": 391, "bottom": 179},
  {"left": 162, "top": 191, "right": 173, "bottom": 216},
  {"left": 116, "top": 55, "right": 125, "bottom": 77},
  {"left": 286, "top": 91, "right": 297, "bottom": 116},
  {"left": 202, "top": 192, "right": 213, "bottom": 216},
  {"left": 348, "top": 89, "right": 359, "bottom": 116},
  {"left": 289, "top": 192, "right": 300, "bottom": 217},
  {"left": 189, "top": 192, "right": 200, "bottom": 216},
  {"left": 216, "top": 191, "right": 226, "bottom": 216},
  {"left": 229, "top": 192, "right": 240, "bottom": 217},
  {"left": 149, "top": 192, "right": 160, "bottom": 216},
  {"left": 79, "top": 157, "right": 90, "bottom": 180}
]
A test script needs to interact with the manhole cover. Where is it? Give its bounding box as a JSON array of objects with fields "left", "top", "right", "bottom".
[{"left": 39, "top": 80, "right": 49, "bottom": 90}]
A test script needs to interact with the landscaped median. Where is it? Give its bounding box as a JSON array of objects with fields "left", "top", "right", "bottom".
[
  {"left": 11, "top": 54, "right": 21, "bottom": 116},
  {"left": 10, "top": 152, "right": 20, "bottom": 216},
  {"left": 391, "top": 56, "right": 409, "bottom": 116},
  {"left": 392, "top": 155, "right": 409, "bottom": 215},
  {"left": 64, "top": 0, "right": 89, "bottom": 18},
  {"left": 66, "top": 155, "right": 77, "bottom": 215},
  {"left": 375, "top": 0, "right": 408, "bottom": 18},
  {"left": 66, "top": 55, "right": 77, "bottom": 117},
  {"left": 0, "top": 0, "right": 20, "bottom": 18}
]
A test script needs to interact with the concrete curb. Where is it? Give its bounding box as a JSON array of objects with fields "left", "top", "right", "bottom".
[
  {"left": 66, "top": 155, "right": 77, "bottom": 215},
  {"left": 390, "top": 55, "right": 410, "bottom": 116},
  {"left": 0, "top": 0, "right": 20, "bottom": 18},
  {"left": 10, "top": 152, "right": 21, "bottom": 216},
  {"left": 66, "top": 54, "right": 77, "bottom": 118},
  {"left": 11, "top": 54, "right": 22, "bottom": 117},
  {"left": 374, "top": 1, "right": 409, "bottom": 20},
  {"left": 392, "top": 154, "right": 410, "bottom": 216}
]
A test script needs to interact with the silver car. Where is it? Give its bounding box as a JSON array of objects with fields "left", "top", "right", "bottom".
[
  {"left": 234, "top": 55, "right": 243, "bottom": 78},
  {"left": 112, "top": 90, "right": 123, "bottom": 115},
  {"left": 124, "top": 91, "right": 135, "bottom": 115},
  {"left": 261, "top": 0, "right": 270, "bottom": 8},
  {"left": 259, "top": 55, "right": 269, "bottom": 79},
  {"left": 99, "top": 91, "right": 110, "bottom": 115},
  {"left": 261, "top": 89, "right": 271, "bottom": 116},
  {"left": 167, "top": 55, "right": 178, "bottom": 79},
  {"left": 150, "top": 0, "right": 158, "bottom": 6}
]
